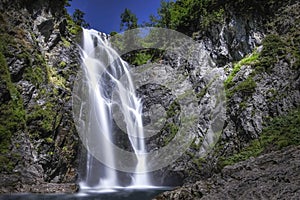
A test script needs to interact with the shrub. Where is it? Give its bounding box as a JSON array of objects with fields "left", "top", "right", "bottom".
[
  {"left": 258, "top": 34, "right": 286, "bottom": 69},
  {"left": 226, "top": 77, "right": 257, "bottom": 99},
  {"left": 225, "top": 52, "right": 259, "bottom": 89}
]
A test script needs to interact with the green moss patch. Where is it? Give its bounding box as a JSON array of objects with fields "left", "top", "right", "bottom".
[
  {"left": 226, "top": 76, "right": 257, "bottom": 99},
  {"left": 255, "top": 33, "right": 300, "bottom": 71},
  {"left": 218, "top": 108, "right": 300, "bottom": 168},
  {"left": 225, "top": 52, "right": 259, "bottom": 89},
  {"left": 27, "top": 101, "right": 61, "bottom": 137},
  {"left": 163, "top": 122, "right": 179, "bottom": 145},
  {"left": 0, "top": 52, "right": 26, "bottom": 172}
]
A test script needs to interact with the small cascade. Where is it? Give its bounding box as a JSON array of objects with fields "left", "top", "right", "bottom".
[{"left": 78, "top": 28, "right": 151, "bottom": 191}]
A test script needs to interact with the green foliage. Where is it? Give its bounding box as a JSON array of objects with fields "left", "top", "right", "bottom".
[
  {"left": 110, "top": 33, "right": 125, "bottom": 51},
  {"left": 109, "top": 31, "right": 118, "bottom": 36},
  {"left": 0, "top": 52, "right": 26, "bottom": 171},
  {"left": 131, "top": 52, "right": 152, "bottom": 66},
  {"left": 45, "top": 137, "right": 54, "bottom": 144},
  {"left": 224, "top": 50, "right": 259, "bottom": 101},
  {"left": 219, "top": 108, "right": 300, "bottom": 168},
  {"left": 120, "top": 8, "right": 138, "bottom": 31},
  {"left": 66, "top": 15, "right": 82, "bottom": 36},
  {"left": 123, "top": 48, "right": 163, "bottom": 66},
  {"left": 150, "top": 0, "right": 225, "bottom": 35},
  {"left": 72, "top": 9, "right": 90, "bottom": 28},
  {"left": 61, "top": 37, "right": 71, "bottom": 48},
  {"left": 256, "top": 33, "right": 300, "bottom": 71},
  {"left": 24, "top": 66, "right": 45, "bottom": 87},
  {"left": 290, "top": 38, "right": 300, "bottom": 69},
  {"left": 161, "top": 100, "right": 181, "bottom": 145},
  {"left": 163, "top": 122, "right": 179, "bottom": 145},
  {"left": 166, "top": 100, "right": 180, "bottom": 118},
  {"left": 46, "top": 65, "right": 66, "bottom": 88},
  {"left": 59, "top": 61, "right": 67, "bottom": 68},
  {"left": 156, "top": 0, "right": 173, "bottom": 28},
  {"left": 190, "top": 137, "right": 203, "bottom": 151},
  {"left": 0, "top": 156, "right": 15, "bottom": 172},
  {"left": 257, "top": 34, "right": 286, "bottom": 70},
  {"left": 192, "top": 157, "right": 206, "bottom": 168},
  {"left": 27, "top": 102, "right": 57, "bottom": 135},
  {"left": 225, "top": 52, "right": 259, "bottom": 89},
  {"left": 226, "top": 77, "right": 257, "bottom": 99},
  {"left": 110, "top": 27, "right": 165, "bottom": 65},
  {"left": 64, "top": 0, "right": 72, "bottom": 7}
]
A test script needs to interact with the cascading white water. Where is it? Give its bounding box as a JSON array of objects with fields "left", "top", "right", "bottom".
[{"left": 79, "top": 28, "right": 151, "bottom": 190}]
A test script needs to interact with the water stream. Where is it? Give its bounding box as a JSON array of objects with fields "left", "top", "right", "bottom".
[{"left": 78, "top": 29, "right": 151, "bottom": 191}]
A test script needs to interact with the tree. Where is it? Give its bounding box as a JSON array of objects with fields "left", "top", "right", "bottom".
[
  {"left": 120, "top": 8, "right": 138, "bottom": 31},
  {"left": 157, "top": 0, "right": 173, "bottom": 28},
  {"left": 65, "top": 0, "right": 72, "bottom": 7},
  {"left": 72, "top": 9, "right": 90, "bottom": 28}
]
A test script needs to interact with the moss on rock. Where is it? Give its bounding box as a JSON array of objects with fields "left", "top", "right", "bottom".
[{"left": 218, "top": 108, "right": 300, "bottom": 168}]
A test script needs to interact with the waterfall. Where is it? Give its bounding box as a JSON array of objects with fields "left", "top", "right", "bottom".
[{"left": 78, "top": 29, "right": 151, "bottom": 191}]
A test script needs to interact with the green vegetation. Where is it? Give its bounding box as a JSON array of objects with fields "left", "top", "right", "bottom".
[
  {"left": 225, "top": 52, "right": 259, "bottom": 89},
  {"left": 256, "top": 34, "right": 286, "bottom": 71},
  {"left": 255, "top": 33, "right": 300, "bottom": 71},
  {"left": 226, "top": 76, "right": 257, "bottom": 99},
  {"left": 0, "top": 52, "right": 26, "bottom": 172},
  {"left": 0, "top": 2, "right": 82, "bottom": 173},
  {"left": 20, "top": 50, "right": 47, "bottom": 89},
  {"left": 120, "top": 8, "right": 138, "bottom": 31},
  {"left": 131, "top": 52, "right": 152, "bottom": 66},
  {"left": 190, "top": 138, "right": 202, "bottom": 151},
  {"left": 27, "top": 101, "right": 61, "bottom": 138},
  {"left": 162, "top": 100, "right": 181, "bottom": 145},
  {"left": 223, "top": 50, "right": 260, "bottom": 100},
  {"left": 46, "top": 65, "right": 66, "bottom": 88},
  {"left": 24, "top": 65, "right": 45, "bottom": 87},
  {"left": 192, "top": 156, "right": 206, "bottom": 169},
  {"left": 61, "top": 37, "right": 71, "bottom": 48},
  {"left": 224, "top": 30, "right": 299, "bottom": 100},
  {"left": 71, "top": 9, "right": 90, "bottom": 28},
  {"left": 45, "top": 137, "right": 54, "bottom": 144},
  {"left": 0, "top": 21, "right": 27, "bottom": 172},
  {"left": 148, "top": 0, "right": 224, "bottom": 35},
  {"left": 66, "top": 14, "right": 82, "bottom": 36},
  {"left": 127, "top": 49, "right": 163, "bottom": 66},
  {"left": 219, "top": 108, "right": 300, "bottom": 168},
  {"left": 59, "top": 61, "right": 67, "bottom": 68},
  {"left": 166, "top": 100, "right": 180, "bottom": 118},
  {"left": 117, "top": 0, "right": 227, "bottom": 65},
  {"left": 222, "top": 49, "right": 261, "bottom": 100},
  {"left": 163, "top": 122, "right": 179, "bottom": 145}
]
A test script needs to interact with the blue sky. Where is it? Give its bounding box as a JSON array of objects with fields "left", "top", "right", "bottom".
[{"left": 67, "top": 0, "right": 162, "bottom": 34}]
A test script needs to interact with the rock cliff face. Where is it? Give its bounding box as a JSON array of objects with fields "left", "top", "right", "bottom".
[
  {"left": 143, "top": 1, "right": 300, "bottom": 189},
  {"left": 151, "top": 0, "right": 300, "bottom": 198},
  {"left": 0, "top": 0, "right": 80, "bottom": 193}
]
